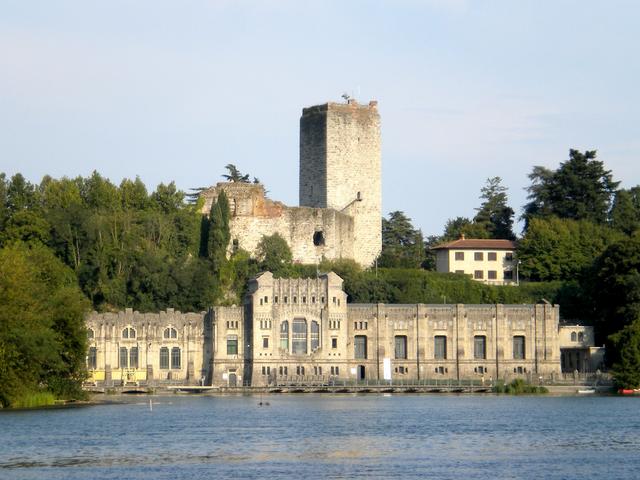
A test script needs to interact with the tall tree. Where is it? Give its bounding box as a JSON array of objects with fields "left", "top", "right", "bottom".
[
  {"left": 207, "top": 190, "right": 231, "bottom": 273},
  {"left": 609, "top": 319, "right": 640, "bottom": 389},
  {"left": 378, "top": 211, "right": 426, "bottom": 268},
  {"left": 222, "top": 164, "right": 250, "bottom": 183},
  {"left": 610, "top": 188, "right": 640, "bottom": 235},
  {"left": 474, "top": 177, "right": 515, "bottom": 240},
  {"left": 523, "top": 149, "right": 619, "bottom": 228},
  {"left": 256, "top": 233, "right": 292, "bottom": 275}
]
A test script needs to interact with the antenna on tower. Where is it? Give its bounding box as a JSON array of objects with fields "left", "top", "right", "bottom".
[{"left": 341, "top": 92, "right": 350, "bottom": 103}]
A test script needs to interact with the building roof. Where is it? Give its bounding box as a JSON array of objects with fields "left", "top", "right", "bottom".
[{"left": 431, "top": 238, "right": 517, "bottom": 250}]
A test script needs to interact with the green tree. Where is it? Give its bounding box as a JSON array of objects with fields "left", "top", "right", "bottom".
[
  {"left": 523, "top": 149, "right": 619, "bottom": 227},
  {"left": 0, "top": 243, "right": 89, "bottom": 407},
  {"left": 609, "top": 319, "right": 640, "bottom": 389},
  {"left": 589, "top": 233, "right": 640, "bottom": 352},
  {"left": 207, "top": 190, "right": 231, "bottom": 272},
  {"left": 222, "top": 164, "right": 250, "bottom": 183},
  {"left": 610, "top": 188, "right": 640, "bottom": 235},
  {"left": 256, "top": 233, "right": 292, "bottom": 275},
  {"left": 518, "top": 217, "right": 622, "bottom": 281},
  {"left": 441, "top": 217, "right": 489, "bottom": 241},
  {"left": 378, "top": 211, "right": 426, "bottom": 268},
  {"left": 473, "top": 177, "right": 515, "bottom": 240}
]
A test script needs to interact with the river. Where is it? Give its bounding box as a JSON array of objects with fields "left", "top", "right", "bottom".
[{"left": 1, "top": 394, "right": 639, "bottom": 479}]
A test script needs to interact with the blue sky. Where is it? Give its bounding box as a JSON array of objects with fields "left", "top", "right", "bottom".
[{"left": 1, "top": 0, "right": 639, "bottom": 236}]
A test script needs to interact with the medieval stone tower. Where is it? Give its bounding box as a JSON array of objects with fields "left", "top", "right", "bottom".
[{"left": 299, "top": 99, "right": 382, "bottom": 267}]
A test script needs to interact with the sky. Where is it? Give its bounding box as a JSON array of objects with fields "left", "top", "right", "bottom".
[{"left": 1, "top": 0, "right": 639, "bottom": 236}]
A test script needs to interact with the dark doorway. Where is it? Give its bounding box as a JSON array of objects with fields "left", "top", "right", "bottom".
[
  {"left": 228, "top": 372, "right": 237, "bottom": 387},
  {"left": 357, "top": 365, "right": 366, "bottom": 381}
]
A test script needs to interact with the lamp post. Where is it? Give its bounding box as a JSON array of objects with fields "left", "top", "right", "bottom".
[{"left": 516, "top": 260, "right": 521, "bottom": 286}]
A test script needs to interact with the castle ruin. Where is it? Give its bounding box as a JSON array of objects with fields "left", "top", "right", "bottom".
[{"left": 199, "top": 99, "right": 381, "bottom": 267}]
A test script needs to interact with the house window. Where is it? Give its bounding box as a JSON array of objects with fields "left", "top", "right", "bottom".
[
  {"left": 513, "top": 336, "right": 525, "bottom": 360},
  {"left": 263, "top": 337, "right": 269, "bottom": 349},
  {"left": 164, "top": 327, "right": 177, "bottom": 339},
  {"left": 280, "top": 321, "right": 289, "bottom": 350},
  {"left": 434, "top": 336, "right": 447, "bottom": 360},
  {"left": 88, "top": 347, "right": 97, "bottom": 370},
  {"left": 292, "top": 318, "right": 307, "bottom": 354},
  {"left": 354, "top": 335, "right": 367, "bottom": 359},
  {"left": 171, "top": 347, "right": 181, "bottom": 369},
  {"left": 395, "top": 335, "right": 407, "bottom": 359},
  {"left": 227, "top": 335, "right": 238, "bottom": 355},
  {"left": 505, "top": 252, "right": 514, "bottom": 261},
  {"left": 474, "top": 336, "right": 486, "bottom": 359},
  {"left": 87, "top": 328, "right": 94, "bottom": 339},
  {"left": 331, "top": 338, "right": 338, "bottom": 349},
  {"left": 504, "top": 270, "right": 514, "bottom": 280},
  {"left": 160, "top": 347, "right": 169, "bottom": 369},
  {"left": 119, "top": 347, "right": 128, "bottom": 368},
  {"left": 571, "top": 331, "right": 577, "bottom": 342},
  {"left": 578, "top": 332, "right": 584, "bottom": 342},
  {"left": 129, "top": 347, "right": 139, "bottom": 369},
  {"left": 311, "top": 321, "right": 320, "bottom": 351},
  {"left": 455, "top": 252, "right": 464, "bottom": 261},
  {"left": 274, "top": 296, "right": 278, "bottom": 304},
  {"left": 488, "top": 252, "right": 497, "bottom": 261},
  {"left": 474, "top": 252, "right": 483, "bottom": 261},
  {"left": 474, "top": 270, "right": 484, "bottom": 279},
  {"left": 488, "top": 270, "right": 497, "bottom": 280}
]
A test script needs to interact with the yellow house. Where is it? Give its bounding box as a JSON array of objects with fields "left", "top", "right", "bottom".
[{"left": 432, "top": 236, "right": 518, "bottom": 285}]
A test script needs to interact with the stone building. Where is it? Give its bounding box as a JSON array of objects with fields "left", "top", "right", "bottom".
[
  {"left": 86, "top": 272, "right": 562, "bottom": 387},
  {"left": 199, "top": 99, "right": 381, "bottom": 268},
  {"left": 558, "top": 324, "right": 605, "bottom": 373}
]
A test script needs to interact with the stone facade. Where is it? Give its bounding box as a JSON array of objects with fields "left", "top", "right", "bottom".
[
  {"left": 86, "top": 273, "right": 562, "bottom": 387},
  {"left": 199, "top": 99, "right": 381, "bottom": 267},
  {"left": 558, "top": 324, "right": 605, "bottom": 373}
]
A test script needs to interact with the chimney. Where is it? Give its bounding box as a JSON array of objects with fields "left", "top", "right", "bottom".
[{"left": 460, "top": 233, "right": 466, "bottom": 240}]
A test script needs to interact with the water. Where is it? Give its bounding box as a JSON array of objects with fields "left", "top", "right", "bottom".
[{"left": 1, "top": 394, "right": 640, "bottom": 479}]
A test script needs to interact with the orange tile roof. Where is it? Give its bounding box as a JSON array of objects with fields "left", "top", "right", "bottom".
[{"left": 431, "top": 239, "right": 517, "bottom": 250}]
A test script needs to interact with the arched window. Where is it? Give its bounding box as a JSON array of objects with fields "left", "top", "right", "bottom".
[
  {"left": 171, "top": 347, "right": 181, "bottom": 369},
  {"left": 87, "top": 328, "right": 94, "bottom": 340},
  {"left": 129, "top": 347, "right": 139, "bottom": 369},
  {"left": 292, "top": 318, "right": 307, "bottom": 354},
  {"left": 160, "top": 347, "right": 169, "bottom": 369},
  {"left": 122, "top": 327, "right": 136, "bottom": 339},
  {"left": 578, "top": 332, "right": 584, "bottom": 342},
  {"left": 571, "top": 332, "right": 577, "bottom": 342},
  {"left": 280, "top": 321, "right": 289, "bottom": 350},
  {"left": 311, "top": 321, "right": 320, "bottom": 351},
  {"left": 164, "top": 327, "right": 178, "bottom": 339}
]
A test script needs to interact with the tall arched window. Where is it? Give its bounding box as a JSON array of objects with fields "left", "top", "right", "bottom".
[
  {"left": 292, "top": 318, "right": 307, "bottom": 355},
  {"left": 164, "top": 327, "right": 177, "bottom": 339},
  {"left": 571, "top": 332, "right": 577, "bottom": 342},
  {"left": 160, "top": 347, "right": 169, "bottom": 369},
  {"left": 171, "top": 347, "right": 181, "bottom": 369},
  {"left": 311, "top": 321, "right": 320, "bottom": 351},
  {"left": 122, "top": 327, "right": 136, "bottom": 339},
  {"left": 578, "top": 332, "right": 584, "bottom": 342},
  {"left": 280, "top": 321, "right": 289, "bottom": 350},
  {"left": 87, "top": 328, "right": 94, "bottom": 339}
]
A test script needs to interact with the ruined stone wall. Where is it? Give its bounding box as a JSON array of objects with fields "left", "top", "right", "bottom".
[
  {"left": 200, "top": 182, "right": 355, "bottom": 264},
  {"left": 299, "top": 100, "right": 382, "bottom": 267}
]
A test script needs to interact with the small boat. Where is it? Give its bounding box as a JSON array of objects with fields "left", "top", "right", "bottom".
[
  {"left": 577, "top": 388, "right": 596, "bottom": 394},
  {"left": 618, "top": 389, "right": 636, "bottom": 395}
]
